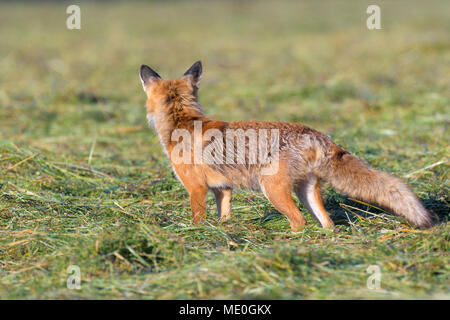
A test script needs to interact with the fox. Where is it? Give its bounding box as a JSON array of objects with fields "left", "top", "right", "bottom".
[{"left": 139, "top": 61, "right": 433, "bottom": 231}]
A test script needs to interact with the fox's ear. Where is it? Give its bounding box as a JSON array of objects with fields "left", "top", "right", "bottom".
[
  {"left": 183, "top": 60, "right": 202, "bottom": 88},
  {"left": 140, "top": 65, "right": 161, "bottom": 91}
]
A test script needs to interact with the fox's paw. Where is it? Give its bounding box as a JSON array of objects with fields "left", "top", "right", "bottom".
[{"left": 218, "top": 214, "right": 232, "bottom": 222}]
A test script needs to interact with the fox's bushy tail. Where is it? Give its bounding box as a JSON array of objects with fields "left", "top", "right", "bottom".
[{"left": 318, "top": 149, "right": 432, "bottom": 228}]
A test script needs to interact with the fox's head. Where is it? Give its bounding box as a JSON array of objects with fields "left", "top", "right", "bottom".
[{"left": 139, "top": 61, "right": 203, "bottom": 126}]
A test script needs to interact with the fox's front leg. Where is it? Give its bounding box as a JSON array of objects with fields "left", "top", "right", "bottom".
[
  {"left": 212, "top": 188, "right": 232, "bottom": 221},
  {"left": 170, "top": 163, "right": 208, "bottom": 224},
  {"left": 187, "top": 185, "right": 208, "bottom": 223}
]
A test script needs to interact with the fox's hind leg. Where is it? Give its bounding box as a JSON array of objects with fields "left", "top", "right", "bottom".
[
  {"left": 260, "top": 179, "right": 307, "bottom": 232},
  {"left": 171, "top": 165, "right": 208, "bottom": 224},
  {"left": 294, "top": 175, "right": 334, "bottom": 229},
  {"left": 212, "top": 188, "right": 232, "bottom": 221}
]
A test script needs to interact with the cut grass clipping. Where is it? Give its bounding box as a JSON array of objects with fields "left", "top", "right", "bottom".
[{"left": 0, "top": 0, "right": 449, "bottom": 299}]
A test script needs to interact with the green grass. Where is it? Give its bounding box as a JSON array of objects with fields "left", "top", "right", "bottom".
[{"left": 0, "top": 0, "right": 449, "bottom": 299}]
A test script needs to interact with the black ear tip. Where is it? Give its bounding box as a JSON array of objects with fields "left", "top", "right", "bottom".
[
  {"left": 194, "top": 61, "right": 202, "bottom": 71},
  {"left": 140, "top": 65, "right": 147, "bottom": 76},
  {"left": 140, "top": 64, "right": 149, "bottom": 72},
  {"left": 140, "top": 65, "right": 162, "bottom": 80},
  {"left": 184, "top": 61, "right": 203, "bottom": 77}
]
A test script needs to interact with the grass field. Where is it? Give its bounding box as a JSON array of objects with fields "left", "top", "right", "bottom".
[{"left": 0, "top": 0, "right": 449, "bottom": 299}]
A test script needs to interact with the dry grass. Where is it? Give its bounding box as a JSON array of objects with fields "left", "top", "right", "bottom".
[{"left": 0, "top": 0, "right": 448, "bottom": 299}]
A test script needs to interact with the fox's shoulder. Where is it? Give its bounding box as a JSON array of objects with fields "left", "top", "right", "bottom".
[{"left": 194, "top": 118, "right": 330, "bottom": 141}]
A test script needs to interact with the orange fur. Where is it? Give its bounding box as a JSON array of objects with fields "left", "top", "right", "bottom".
[{"left": 139, "top": 62, "right": 433, "bottom": 231}]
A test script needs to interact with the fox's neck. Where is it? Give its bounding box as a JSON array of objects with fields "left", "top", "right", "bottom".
[{"left": 150, "top": 102, "right": 206, "bottom": 153}]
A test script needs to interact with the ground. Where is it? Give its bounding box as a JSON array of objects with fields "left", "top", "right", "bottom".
[{"left": 0, "top": 0, "right": 448, "bottom": 299}]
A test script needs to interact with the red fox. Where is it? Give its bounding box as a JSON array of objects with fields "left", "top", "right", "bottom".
[{"left": 139, "top": 61, "right": 432, "bottom": 231}]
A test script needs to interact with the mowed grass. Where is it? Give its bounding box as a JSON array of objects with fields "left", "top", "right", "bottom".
[{"left": 0, "top": 0, "right": 449, "bottom": 299}]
